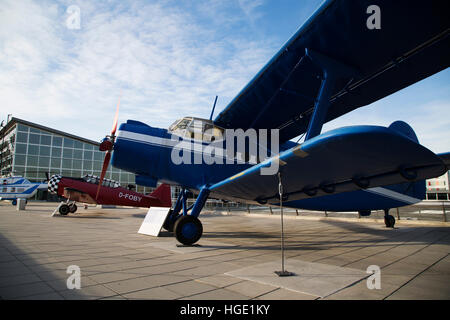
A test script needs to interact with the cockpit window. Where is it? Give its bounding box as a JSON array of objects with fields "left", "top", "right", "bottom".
[
  {"left": 168, "top": 117, "right": 224, "bottom": 142},
  {"left": 83, "top": 174, "right": 120, "bottom": 188}
]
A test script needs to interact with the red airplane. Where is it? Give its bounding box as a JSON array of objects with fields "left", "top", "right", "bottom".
[{"left": 47, "top": 174, "right": 171, "bottom": 215}]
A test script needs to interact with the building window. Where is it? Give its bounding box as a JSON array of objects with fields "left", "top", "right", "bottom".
[
  {"left": 73, "top": 149, "right": 83, "bottom": 159},
  {"left": 40, "top": 135, "right": 51, "bottom": 145},
  {"left": 83, "top": 161, "right": 93, "bottom": 171},
  {"left": 93, "top": 152, "right": 103, "bottom": 161},
  {"left": 39, "top": 146, "right": 51, "bottom": 156},
  {"left": 16, "top": 132, "right": 28, "bottom": 143},
  {"left": 74, "top": 140, "right": 83, "bottom": 149},
  {"left": 52, "top": 136, "right": 62, "bottom": 147},
  {"left": 84, "top": 144, "right": 94, "bottom": 151},
  {"left": 51, "top": 147, "right": 61, "bottom": 157},
  {"left": 26, "top": 155, "right": 38, "bottom": 166},
  {"left": 29, "top": 134, "right": 40, "bottom": 144},
  {"left": 51, "top": 158, "right": 61, "bottom": 168},
  {"left": 64, "top": 138, "right": 74, "bottom": 148},
  {"left": 38, "top": 156, "right": 50, "bottom": 167},
  {"left": 16, "top": 124, "right": 28, "bottom": 132},
  {"left": 73, "top": 160, "right": 82, "bottom": 170},
  {"left": 28, "top": 145, "right": 39, "bottom": 155},
  {"left": 62, "top": 148, "right": 73, "bottom": 158},
  {"left": 15, "top": 143, "right": 27, "bottom": 154},
  {"left": 83, "top": 150, "right": 93, "bottom": 160},
  {"left": 14, "top": 155, "right": 26, "bottom": 166},
  {"left": 62, "top": 159, "right": 72, "bottom": 168}
]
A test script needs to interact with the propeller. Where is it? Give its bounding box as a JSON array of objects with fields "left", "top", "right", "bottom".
[{"left": 96, "top": 96, "right": 121, "bottom": 200}]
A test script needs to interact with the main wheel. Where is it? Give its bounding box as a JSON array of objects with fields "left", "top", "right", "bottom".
[
  {"left": 11, "top": 199, "right": 17, "bottom": 206},
  {"left": 69, "top": 204, "right": 77, "bottom": 213},
  {"left": 384, "top": 215, "right": 395, "bottom": 228},
  {"left": 174, "top": 215, "right": 203, "bottom": 245},
  {"left": 59, "top": 204, "right": 70, "bottom": 216}
]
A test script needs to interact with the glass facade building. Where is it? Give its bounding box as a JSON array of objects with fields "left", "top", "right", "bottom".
[{"left": 0, "top": 117, "right": 143, "bottom": 199}]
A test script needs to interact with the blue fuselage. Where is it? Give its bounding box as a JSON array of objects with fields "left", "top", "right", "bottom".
[{"left": 111, "top": 120, "right": 425, "bottom": 212}]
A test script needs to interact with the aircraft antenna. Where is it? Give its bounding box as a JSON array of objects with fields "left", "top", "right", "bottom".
[{"left": 209, "top": 96, "right": 218, "bottom": 121}]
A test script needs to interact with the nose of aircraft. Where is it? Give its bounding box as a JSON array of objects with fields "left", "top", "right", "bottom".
[{"left": 48, "top": 174, "right": 62, "bottom": 194}]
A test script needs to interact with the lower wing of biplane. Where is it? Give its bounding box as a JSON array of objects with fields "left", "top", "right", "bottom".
[{"left": 208, "top": 124, "right": 447, "bottom": 204}]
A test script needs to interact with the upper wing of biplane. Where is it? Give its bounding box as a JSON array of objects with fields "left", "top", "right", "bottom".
[{"left": 213, "top": 0, "right": 450, "bottom": 143}]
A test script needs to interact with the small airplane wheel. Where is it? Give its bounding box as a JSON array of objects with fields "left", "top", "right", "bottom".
[
  {"left": 11, "top": 199, "right": 17, "bottom": 206},
  {"left": 174, "top": 215, "right": 203, "bottom": 245},
  {"left": 384, "top": 215, "right": 395, "bottom": 228},
  {"left": 69, "top": 204, "right": 77, "bottom": 213},
  {"left": 59, "top": 204, "right": 70, "bottom": 216}
]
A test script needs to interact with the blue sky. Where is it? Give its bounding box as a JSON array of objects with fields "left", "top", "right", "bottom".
[{"left": 0, "top": 0, "right": 449, "bottom": 153}]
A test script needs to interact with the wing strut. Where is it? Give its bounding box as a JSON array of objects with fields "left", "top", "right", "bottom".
[{"left": 304, "top": 49, "right": 358, "bottom": 141}]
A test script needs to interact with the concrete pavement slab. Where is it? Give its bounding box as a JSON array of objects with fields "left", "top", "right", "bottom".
[{"left": 226, "top": 259, "right": 368, "bottom": 298}]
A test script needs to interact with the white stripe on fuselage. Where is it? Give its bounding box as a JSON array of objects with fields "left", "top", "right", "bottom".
[
  {"left": 117, "top": 130, "right": 227, "bottom": 157},
  {"left": 364, "top": 187, "right": 421, "bottom": 205}
]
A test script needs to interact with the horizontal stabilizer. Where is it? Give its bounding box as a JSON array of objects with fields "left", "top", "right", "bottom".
[
  {"left": 438, "top": 152, "right": 450, "bottom": 170},
  {"left": 209, "top": 125, "right": 447, "bottom": 204}
]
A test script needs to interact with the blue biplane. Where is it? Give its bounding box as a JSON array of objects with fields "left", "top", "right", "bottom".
[{"left": 97, "top": 0, "right": 450, "bottom": 245}]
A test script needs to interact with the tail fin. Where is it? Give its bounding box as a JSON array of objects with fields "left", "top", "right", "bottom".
[
  {"left": 389, "top": 120, "right": 419, "bottom": 143},
  {"left": 438, "top": 152, "right": 450, "bottom": 169},
  {"left": 387, "top": 121, "right": 425, "bottom": 200},
  {"left": 150, "top": 184, "right": 172, "bottom": 207}
]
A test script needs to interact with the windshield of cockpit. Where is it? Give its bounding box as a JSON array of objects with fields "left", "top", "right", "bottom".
[
  {"left": 83, "top": 175, "right": 120, "bottom": 188},
  {"left": 168, "top": 117, "right": 224, "bottom": 142}
]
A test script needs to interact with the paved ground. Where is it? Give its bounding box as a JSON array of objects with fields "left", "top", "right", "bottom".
[{"left": 0, "top": 202, "right": 449, "bottom": 300}]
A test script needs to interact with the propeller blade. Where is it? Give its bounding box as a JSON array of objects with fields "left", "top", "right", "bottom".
[
  {"left": 111, "top": 95, "right": 121, "bottom": 136},
  {"left": 95, "top": 151, "right": 111, "bottom": 201}
]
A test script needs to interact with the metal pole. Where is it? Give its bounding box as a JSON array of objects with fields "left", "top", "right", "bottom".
[
  {"left": 275, "top": 172, "right": 294, "bottom": 277},
  {"left": 0, "top": 120, "right": 5, "bottom": 176},
  {"left": 443, "top": 202, "right": 447, "bottom": 222},
  {"left": 269, "top": 206, "right": 273, "bottom": 215},
  {"left": 396, "top": 208, "right": 400, "bottom": 220}
]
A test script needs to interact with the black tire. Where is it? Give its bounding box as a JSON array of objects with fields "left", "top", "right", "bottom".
[
  {"left": 384, "top": 215, "right": 395, "bottom": 228},
  {"left": 59, "top": 204, "right": 70, "bottom": 216},
  {"left": 69, "top": 204, "right": 77, "bottom": 213},
  {"left": 162, "top": 210, "right": 175, "bottom": 232},
  {"left": 11, "top": 199, "right": 17, "bottom": 206},
  {"left": 174, "top": 215, "right": 203, "bottom": 245}
]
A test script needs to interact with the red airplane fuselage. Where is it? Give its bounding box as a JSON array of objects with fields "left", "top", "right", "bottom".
[{"left": 48, "top": 175, "right": 171, "bottom": 208}]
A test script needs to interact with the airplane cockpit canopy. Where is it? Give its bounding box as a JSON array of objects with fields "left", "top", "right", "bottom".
[
  {"left": 168, "top": 117, "right": 224, "bottom": 142},
  {"left": 83, "top": 174, "right": 120, "bottom": 188}
]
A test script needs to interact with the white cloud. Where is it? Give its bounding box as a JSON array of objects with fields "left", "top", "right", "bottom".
[{"left": 0, "top": 0, "right": 277, "bottom": 141}]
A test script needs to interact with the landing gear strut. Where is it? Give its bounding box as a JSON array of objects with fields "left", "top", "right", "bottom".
[{"left": 384, "top": 209, "right": 395, "bottom": 228}]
